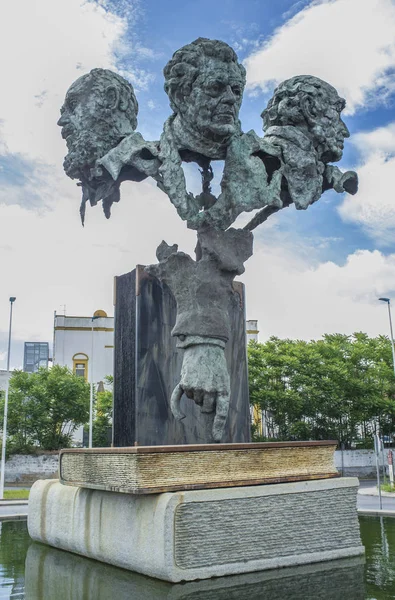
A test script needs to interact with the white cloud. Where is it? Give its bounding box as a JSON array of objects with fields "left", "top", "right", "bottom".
[
  {"left": 242, "top": 242, "right": 395, "bottom": 341},
  {"left": 353, "top": 123, "right": 395, "bottom": 157},
  {"left": 0, "top": 152, "right": 54, "bottom": 210},
  {"left": 3, "top": 180, "right": 394, "bottom": 368},
  {"left": 0, "top": 0, "right": 133, "bottom": 165},
  {"left": 244, "top": 0, "right": 395, "bottom": 114},
  {"left": 338, "top": 121, "right": 395, "bottom": 243},
  {"left": 0, "top": 179, "right": 197, "bottom": 369},
  {"left": 339, "top": 153, "right": 395, "bottom": 243},
  {"left": 0, "top": 0, "right": 182, "bottom": 371}
]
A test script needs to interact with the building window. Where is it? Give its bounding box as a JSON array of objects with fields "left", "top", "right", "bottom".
[
  {"left": 72, "top": 353, "right": 89, "bottom": 381},
  {"left": 23, "top": 342, "right": 49, "bottom": 373},
  {"left": 75, "top": 362, "right": 87, "bottom": 378}
]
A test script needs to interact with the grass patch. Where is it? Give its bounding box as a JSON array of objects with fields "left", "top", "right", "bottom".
[
  {"left": 381, "top": 483, "right": 395, "bottom": 493},
  {"left": 4, "top": 489, "right": 30, "bottom": 500}
]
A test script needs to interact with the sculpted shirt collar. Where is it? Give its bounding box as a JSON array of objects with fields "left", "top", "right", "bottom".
[
  {"left": 264, "top": 125, "right": 324, "bottom": 210},
  {"left": 264, "top": 125, "right": 315, "bottom": 153}
]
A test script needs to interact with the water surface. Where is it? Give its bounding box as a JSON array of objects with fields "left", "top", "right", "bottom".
[{"left": 1, "top": 516, "right": 394, "bottom": 599}]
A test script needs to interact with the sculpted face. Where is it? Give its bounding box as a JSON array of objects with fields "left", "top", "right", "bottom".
[
  {"left": 263, "top": 76, "right": 350, "bottom": 164},
  {"left": 301, "top": 82, "right": 350, "bottom": 163},
  {"left": 180, "top": 58, "right": 244, "bottom": 141},
  {"left": 311, "top": 91, "right": 350, "bottom": 162},
  {"left": 58, "top": 71, "right": 137, "bottom": 179}
]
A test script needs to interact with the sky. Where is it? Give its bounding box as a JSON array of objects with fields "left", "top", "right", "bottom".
[{"left": 1, "top": 0, "right": 395, "bottom": 368}]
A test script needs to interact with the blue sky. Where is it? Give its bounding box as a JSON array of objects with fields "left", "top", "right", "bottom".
[{"left": 1, "top": 0, "right": 395, "bottom": 368}]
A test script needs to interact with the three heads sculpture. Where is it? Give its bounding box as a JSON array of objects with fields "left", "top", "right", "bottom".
[
  {"left": 58, "top": 37, "right": 355, "bottom": 226},
  {"left": 58, "top": 38, "right": 358, "bottom": 443}
]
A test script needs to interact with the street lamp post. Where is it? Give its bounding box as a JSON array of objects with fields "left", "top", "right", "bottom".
[
  {"left": 379, "top": 298, "right": 395, "bottom": 376},
  {"left": 0, "top": 297, "right": 16, "bottom": 500},
  {"left": 89, "top": 315, "right": 100, "bottom": 448}
]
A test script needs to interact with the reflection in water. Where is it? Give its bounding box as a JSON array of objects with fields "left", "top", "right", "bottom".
[
  {"left": 359, "top": 516, "right": 395, "bottom": 600},
  {"left": 24, "top": 543, "right": 366, "bottom": 600},
  {"left": 0, "top": 521, "right": 31, "bottom": 600},
  {"left": 3, "top": 518, "right": 395, "bottom": 599}
]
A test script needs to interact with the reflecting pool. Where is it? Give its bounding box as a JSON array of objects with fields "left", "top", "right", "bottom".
[{"left": 0, "top": 516, "right": 394, "bottom": 599}]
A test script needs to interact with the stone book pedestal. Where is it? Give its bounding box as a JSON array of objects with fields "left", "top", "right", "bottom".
[
  {"left": 28, "top": 442, "right": 364, "bottom": 582},
  {"left": 113, "top": 266, "right": 251, "bottom": 446},
  {"left": 58, "top": 442, "right": 339, "bottom": 494},
  {"left": 28, "top": 477, "right": 364, "bottom": 583}
]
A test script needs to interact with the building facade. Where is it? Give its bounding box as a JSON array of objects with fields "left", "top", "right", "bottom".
[
  {"left": 246, "top": 320, "right": 259, "bottom": 343},
  {"left": 53, "top": 310, "right": 114, "bottom": 385},
  {"left": 53, "top": 310, "right": 114, "bottom": 446},
  {"left": 0, "top": 370, "right": 10, "bottom": 392},
  {"left": 246, "top": 320, "right": 264, "bottom": 434},
  {"left": 23, "top": 342, "right": 49, "bottom": 372}
]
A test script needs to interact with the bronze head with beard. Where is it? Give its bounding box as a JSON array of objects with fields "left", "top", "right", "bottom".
[
  {"left": 58, "top": 68, "right": 139, "bottom": 222},
  {"left": 58, "top": 68, "right": 138, "bottom": 180}
]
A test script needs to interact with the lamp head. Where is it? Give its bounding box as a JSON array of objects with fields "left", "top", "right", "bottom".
[
  {"left": 9, "top": 297, "right": 16, "bottom": 303},
  {"left": 379, "top": 297, "right": 390, "bottom": 303}
]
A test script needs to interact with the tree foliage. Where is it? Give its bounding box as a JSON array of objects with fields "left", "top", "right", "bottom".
[
  {"left": 248, "top": 333, "right": 395, "bottom": 447},
  {"left": 0, "top": 365, "right": 90, "bottom": 452},
  {"left": 92, "top": 375, "right": 113, "bottom": 447}
]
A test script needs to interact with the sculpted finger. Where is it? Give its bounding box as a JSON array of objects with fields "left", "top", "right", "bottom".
[
  {"left": 212, "top": 392, "right": 230, "bottom": 442},
  {"left": 201, "top": 392, "right": 216, "bottom": 413},
  {"left": 194, "top": 390, "right": 204, "bottom": 406},
  {"left": 170, "top": 383, "right": 186, "bottom": 421}
]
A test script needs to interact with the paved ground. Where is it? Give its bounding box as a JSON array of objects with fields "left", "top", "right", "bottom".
[
  {"left": 357, "top": 479, "right": 395, "bottom": 515},
  {"left": 358, "top": 492, "right": 395, "bottom": 512},
  {"left": 0, "top": 502, "right": 28, "bottom": 520},
  {"left": 358, "top": 479, "right": 391, "bottom": 494}
]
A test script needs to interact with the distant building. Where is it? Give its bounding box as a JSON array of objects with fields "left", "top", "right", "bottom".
[
  {"left": 53, "top": 310, "right": 114, "bottom": 446},
  {"left": 246, "top": 320, "right": 262, "bottom": 434},
  {"left": 53, "top": 310, "right": 114, "bottom": 385},
  {"left": 0, "top": 370, "right": 10, "bottom": 391},
  {"left": 246, "top": 320, "right": 259, "bottom": 343},
  {"left": 23, "top": 342, "right": 49, "bottom": 373}
]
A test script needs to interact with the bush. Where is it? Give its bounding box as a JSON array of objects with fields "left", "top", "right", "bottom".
[{"left": 0, "top": 366, "right": 90, "bottom": 452}]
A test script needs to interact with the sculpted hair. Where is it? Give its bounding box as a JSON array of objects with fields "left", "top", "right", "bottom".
[
  {"left": 82, "top": 68, "right": 139, "bottom": 129},
  {"left": 163, "top": 37, "right": 246, "bottom": 112},
  {"left": 261, "top": 75, "right": 345, "bottom": 131}
]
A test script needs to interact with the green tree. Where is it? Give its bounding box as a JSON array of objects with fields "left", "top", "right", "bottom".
[
  {"left": 0, "top": 365, "right": 90, "bottom": 452},
  {"left": 249, "top": 337, "right": 324, "bottom": 440},
  {"left": 248, "top": 333, "right": 395, "bottom": 447},
  {"left": 92, "top": 375, "right": 113, "bottom": 447}
]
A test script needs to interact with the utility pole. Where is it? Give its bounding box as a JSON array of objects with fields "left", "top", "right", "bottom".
[
  {"left": 89, "top": 315, "right": 100, "bottom": 448},
  {"left": 379, "top": 298, "right": 395, "bottom": 376},
  {"left": 0, "top": 297, "right": 16, "bottom": 499}
]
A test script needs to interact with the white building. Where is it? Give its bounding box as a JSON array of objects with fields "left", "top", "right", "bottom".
[
  {"left": 53, "top": 310, "right": 114, "bottom": 446},
  {"left": 53, "top": 310, "right": 114, "bottom": 385},
  {"left": 0, "top": 370, "right": 10, "bottom": 391},
  {"left": 246, "top": 320, "right": 259, "bottom": 343}
]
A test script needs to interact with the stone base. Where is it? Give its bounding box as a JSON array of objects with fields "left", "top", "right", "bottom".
[{"left": 28, "top": 477, "right": 364, "bottom": 583}]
